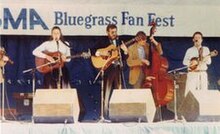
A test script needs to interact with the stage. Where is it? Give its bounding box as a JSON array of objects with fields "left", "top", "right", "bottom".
[
  {"left": 1, "top": 121, "right": 220, "bottom": 134},
  {"left": 1, "top": 1, "right": 220, "bottom": 134}
]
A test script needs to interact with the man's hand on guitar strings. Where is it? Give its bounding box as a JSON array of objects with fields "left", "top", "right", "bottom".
[{"left": 61, "top": 55, "right": 67, "bottom": 62}]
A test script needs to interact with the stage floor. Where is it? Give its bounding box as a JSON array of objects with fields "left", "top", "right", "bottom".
[{"left": 1, "top": 121, "right": 220, "bottom": 134}]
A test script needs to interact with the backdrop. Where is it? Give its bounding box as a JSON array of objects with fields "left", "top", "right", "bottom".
[{"left": 0, "top": 35, "right": 220, "bottom": 121}]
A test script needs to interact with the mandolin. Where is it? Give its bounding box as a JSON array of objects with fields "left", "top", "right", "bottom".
[{"left": 189, "top": 50, "right": 218, "bottom": 71}]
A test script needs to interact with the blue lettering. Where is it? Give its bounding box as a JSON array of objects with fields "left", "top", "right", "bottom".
[
  {"left": 155, "top": 17, "right": 162, "bottom": 26},
  {"left": 148, "top": 13, "right": 175, "bottom": 27},
  {"left": 148, "top": 13, "right": 156, "bottom": 26},
  {"left": 169, "top": 15, "right": 175, "bottom": 27},
  {"left": 77, "top": 16, "right": 84, "bottom": 25},
  {"left": 54, "top": 11, "right": 63, "bottom": 25},
  {"left": 64, "top": 12, "right": 68, "bottom": 25},
  {"left": 3, "top": 8, "right": 48, "bottom": 30},
  {"left": 4, "top": 8, "right": 27, "bottom": 29},
  {"left": 30, "top": 9, "right": 48, "bottom": 30},
  {"left": 121, "top": 11, "right": 129, "bottom": 25},
  {"left": 112, "top": 16, "right": 118, "bottom": 25},
  {"left": 121, "top": 11, "right": 143, "bottom": 26}
]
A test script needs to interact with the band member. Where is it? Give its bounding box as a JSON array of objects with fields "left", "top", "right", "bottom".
[
  {"left": 183, "top": 31, "right": 211, "bottom": 96},
  {"left": 32, "top": 26, "right": 71, "bottom": 88},
  {"left": 127, "top": 31, "right": 163, "bottom": 88},
  {"left": 0, "top": 48, "right": 10, "bottom": 83},
  {"left": 91, "top": 24, "right": 128, "bottom": 117}
]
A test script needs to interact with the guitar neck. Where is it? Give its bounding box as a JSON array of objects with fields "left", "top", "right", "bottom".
[
  {"left": 117, "top": 38, "right": 137, "bottom": 49},
  {"left": 67, "top": 54, "right": 82, "bottom": 59},
  {"left": 124, "top": 38, "right": 137, "bottom": 47}
]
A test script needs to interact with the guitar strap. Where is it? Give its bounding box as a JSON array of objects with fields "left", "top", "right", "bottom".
[
  {"left": 61, "top": 40, "right": 70, "bottom": 48},
  {"left": 198, "top": 47, "right": 203, "bottom": 61}
]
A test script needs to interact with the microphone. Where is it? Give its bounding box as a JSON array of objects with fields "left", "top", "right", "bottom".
[
  {"left": 56, "top": 39, "right": 62, "bottom": 64},
  {"left": 56, "top": 40, "right": 59, "bottom": 50},
  {"left": 55, "top": 37, "right": 59, "bottom": 44},
  {"left": 194, "top": 40, "right": 199, "bottom": 45}
]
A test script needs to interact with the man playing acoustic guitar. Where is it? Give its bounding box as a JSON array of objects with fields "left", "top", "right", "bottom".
[
  {"left": 91, "top": 24, "right": 128, "bottom": 118},
  {"left": 32, "top": 26, "right": 71, "bottom": 89},
  {"left": 183, "top": 31, "right": 218, "bottom": 96}
]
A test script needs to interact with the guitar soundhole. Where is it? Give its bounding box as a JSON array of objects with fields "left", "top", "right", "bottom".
[
  {"left": 102, "top": 56, "right": 109, "bottom": 60},
  {"left": 108, "top": 51, "right": 112, "bottom": 56},
  {"left": 53, "top": 57, "right": 58, "bottom": 61}
]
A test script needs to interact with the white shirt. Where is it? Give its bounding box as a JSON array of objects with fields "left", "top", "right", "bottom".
[
  {"left": 33, "top": 40, "right": 71, "bottom": 62},
  {"left": 112, "top": 39, "right": 117, "bottom": 46},
  {"left": 137, "top": 45, "right": 146, "bottom": 60},
  {"left": 183, "top": 46, "right": 211, "bottom": 70}
]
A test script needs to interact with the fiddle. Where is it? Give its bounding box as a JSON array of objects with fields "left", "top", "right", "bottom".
[{"left": 0, "top": 48, "right": 14, "bottom": 65}]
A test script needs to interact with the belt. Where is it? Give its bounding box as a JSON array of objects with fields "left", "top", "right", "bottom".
[{"left": 188, "top": 70, "right": 206, "bottom": 72}]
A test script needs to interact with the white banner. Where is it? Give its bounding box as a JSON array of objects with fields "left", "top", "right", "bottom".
[{"left": 0, "top": 3, "right": 220, "bottom": 37}]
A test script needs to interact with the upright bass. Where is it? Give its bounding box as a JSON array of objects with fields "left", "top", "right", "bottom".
[{"left": 142, "top": 22, "right": 174, "bottom": 106}]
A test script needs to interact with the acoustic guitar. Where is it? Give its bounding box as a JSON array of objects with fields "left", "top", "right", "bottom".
[
  {"left": 35, "top": 50, "right": 91, "bottom": 73},
  {"left": 91, "top": 36, "right": 141, "bottom": 70},
  {"left": 189, "top": 49, "right": 218, "bottom": 71}
]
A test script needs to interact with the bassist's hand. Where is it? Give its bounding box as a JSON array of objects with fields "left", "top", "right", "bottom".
[
  {"left": 149, "top": 36, "right": 159, "bottom": 46},
  {"left": 146, "top": 76, "right": 155, "bottom": 81},
  {"left": 46, "top": 55, "right": 55, "bottom": 63},
  {"left": 141, "top": 59, "right": 150, "bottom": 66}
]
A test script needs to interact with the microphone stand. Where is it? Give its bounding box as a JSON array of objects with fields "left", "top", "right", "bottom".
[
  {"left": 1, "top": 66, "right": 6, "bottom": 121},
  {"left": 0, "top": 53, "right": 13, "bottom": 122},
  {"left": 23, "top": 59, "right": 61, "bottom": 122},
  {"left": 164, "top": 67, "right": 187, "bottom": 123},
  {"left": 93, "top": 68, "right": 111, "bottom": 123},
  {"left": 23, "top": 68, "right": 36, "bottom": 123},
  {"left": 56, "top": 41, "right": 62, "bottom": 90},
  {"left": 117, "top": 42, "right": 126, "bottom": 89},
  {"left": 170, "top": 69, "right": 179, "bottom": 121}
]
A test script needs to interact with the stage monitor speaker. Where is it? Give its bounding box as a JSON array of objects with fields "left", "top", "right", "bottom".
[
  {"left": 109, "top": 89, "right": 156, "bottom": 122},
  {"left": 33, "top": 89, "right": 80, "bottom": 123},
  {"left": 178, "top": 90, "right": 220, "bottom": 122}
]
